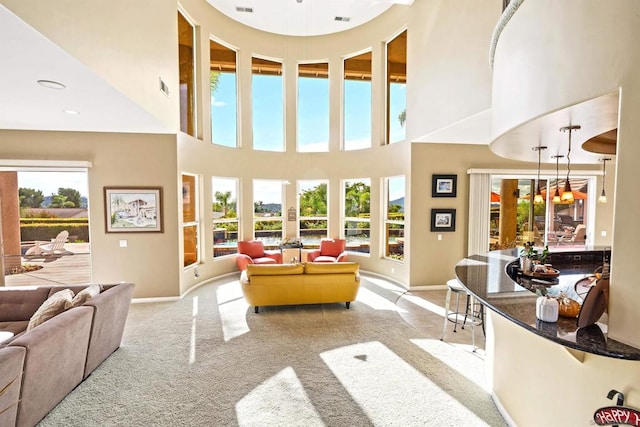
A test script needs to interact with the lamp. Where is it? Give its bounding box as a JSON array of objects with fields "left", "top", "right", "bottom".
[
  {"left": 551, "top": 154, "right": 564, "bottom": 204},
  {"left": 559, "top": 125, "right": 581, "bottom": 203},
  {"left": 532, "top": 145, "right": 547, "bottom": 204},
  {"left": 599, "top": 157, "right": 611, "bottom": 203}
]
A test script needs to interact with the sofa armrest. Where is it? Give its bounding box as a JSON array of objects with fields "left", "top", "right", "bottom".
[
  {"left": 9, "top": 306, "right": 93, "bottom": 427},
  {"left": 236, "top": 254, "right": 254, "bottom": 271},
  {"left": 0, "top": 347, "right": 25, "bottom": 427},
  {"left": 82, "top": 283, "right": 134, "bottom": 378},
  {"left": 307, "top": 250, "right": 321, "bottom": 262},
  {"left": 336, "top": 252, "right": 349, "bottom": 262},
  {"left": 264, "top": 250, "right": 282, "bottom": 264}
]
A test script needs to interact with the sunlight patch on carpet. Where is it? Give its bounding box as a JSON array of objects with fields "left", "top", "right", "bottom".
[
  {"left": 399, "top": 293, "right": 447, "bottom": 317},
  {"left": 216, "top": 282, "right": 250, "bottom": 341},
  {"left": 321, "top": 341, "right": 490, "bottom": 426},
  {"left": 356, "top": 287, "right": 407, "bottom": 312},
  {"left": 411, "top": 338, "right": 489, "bottom": 391},
  {"left": 236, "top": 367, "right": 324, "bottom": 427}
]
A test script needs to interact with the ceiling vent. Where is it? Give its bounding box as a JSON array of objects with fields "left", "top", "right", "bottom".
[
  {"left": 334, "top": 16, "right": 351, "bottom": 22},
  {"left": 235, "top": 6, "right": 253, "bottom": 13}
]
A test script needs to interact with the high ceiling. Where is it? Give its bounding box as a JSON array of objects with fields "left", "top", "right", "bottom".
[{"left": 206, "top": 0, "right": 413, "bottom": 37}]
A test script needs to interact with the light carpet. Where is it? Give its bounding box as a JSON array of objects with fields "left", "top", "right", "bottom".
[{"left": 38, "top": 275, "right": 506, "bottom": 426}]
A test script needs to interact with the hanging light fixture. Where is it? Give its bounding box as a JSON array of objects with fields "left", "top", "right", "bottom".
[
  {"left": 599, "top": 157, "right": 611, "bottom": 203},
  {"left": 559, "top": 125, "right": 581, "bottom": 203},
  {"left": 551, "top": 154, "right": 564, "bottom": 204},
  {"left": 532, "top": 145, "right": 547, "bottom": 204}
]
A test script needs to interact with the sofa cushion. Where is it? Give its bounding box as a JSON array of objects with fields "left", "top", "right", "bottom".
[
  {"left": 246, "top": 263, "right": 304, "bottom": 277},
  {"left": 70, "top": 284, "right": 102, "bottom": 307},
  {"left": 26, "top": 289, "right": 74, "bottom": 332},
  {"left": 304, "top": 262, "right": 359, "bottom": 274},
  {"left": 0, "top": 287, "right": 51, "bottom": 322},
  {"left": 0, "top": 321, "right": 29, "bottom": 338}
]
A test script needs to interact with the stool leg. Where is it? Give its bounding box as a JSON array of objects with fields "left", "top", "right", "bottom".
[
  {"left": 452, "top": 291, "right": 461, "bottom": 333},
  {"left": 461, "top": 293, "right": 471, "bottom": 330},
  {"left": 441, "top": 287, "right": 452, "bottom": 340},
  {"left": 470, "top": 296, "right": 476, "bottom": 352}
]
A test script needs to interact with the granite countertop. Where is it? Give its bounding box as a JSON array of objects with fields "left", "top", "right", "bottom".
[{"left": 455, "top": 248, "right": 640, "bottom": 360}]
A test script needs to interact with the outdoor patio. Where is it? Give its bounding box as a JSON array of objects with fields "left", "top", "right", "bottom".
[{"left": 2, "top": 242, "right": 91, "bottom": 287}]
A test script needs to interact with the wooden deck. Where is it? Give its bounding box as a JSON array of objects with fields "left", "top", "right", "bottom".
[{"left": 3, "top": 243, "right": 91, "bottom": 287}]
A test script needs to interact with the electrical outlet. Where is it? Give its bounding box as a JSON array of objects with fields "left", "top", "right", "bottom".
[
  {"left": 119, "top": 240, "right": 127, "bottom": 248},
  {"left": 601, "top": 230, "right": 607, "bottom": 237},
  {"left": 438, "top": 234, "right": 443, "bottom": 241}
]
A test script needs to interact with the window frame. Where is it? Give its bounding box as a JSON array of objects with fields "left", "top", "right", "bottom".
[
  {"left": 383, "top": 175, "right": 405, "bottom": 261},
  {"left": 212, "top": 176, "right": 239, "bottom": 258},
  {"left": 342, "top": 178, "right": 371, "bottom": 255}
]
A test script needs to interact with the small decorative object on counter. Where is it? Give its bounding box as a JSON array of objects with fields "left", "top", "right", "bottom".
[
  {"left": 536, "top": 295, "right": 559, "bottom": 322},
  {"left": 557, "top": 292, "right": 581, "bottom": 318}
]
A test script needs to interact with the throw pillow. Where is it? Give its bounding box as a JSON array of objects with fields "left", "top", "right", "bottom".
[
  {"left": 26, "top": 289, "right": 75, "bottom": 332},
  {"left": 70, "top": 284, "right": 102, "bottom": 307}
]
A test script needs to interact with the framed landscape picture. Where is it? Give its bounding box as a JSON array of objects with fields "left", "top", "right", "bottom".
[
  {"left": 104, "top": 187, "right": 163, "bottom": 233},
  {"left": 431, "top": 174, "right": 457, "bottom": 198},
  {"left": 430, "top": 208, "right": 456, "bottom": 232}
]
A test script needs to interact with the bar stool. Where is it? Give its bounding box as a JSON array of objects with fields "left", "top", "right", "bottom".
[{"left": 441, "top": 278, "right": 484, "bottom": 351}]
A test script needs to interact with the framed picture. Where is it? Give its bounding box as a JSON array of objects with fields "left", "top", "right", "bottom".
[
  {"left": 104, "top": 187, "right": 163, "bottom": 233},
  {"left": 431, "top": 208, "right": 456, "bottom": 232},
  {"left": 432, "top": 174, "right": 457, "bottom": 198}
]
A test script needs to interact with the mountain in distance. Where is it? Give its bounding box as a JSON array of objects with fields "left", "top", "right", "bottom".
[{"left": 390, "top": 197, "right": 404, "bottom": 211}]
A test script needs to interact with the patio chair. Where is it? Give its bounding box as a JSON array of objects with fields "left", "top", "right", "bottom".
[
  {"left": 25, "top": 230, "right": 72, "bottom": 256},
  {"left": 559, "top": 224, "right": 586, "bottom": 244}
]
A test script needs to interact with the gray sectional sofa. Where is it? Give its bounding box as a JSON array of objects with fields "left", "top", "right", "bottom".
[{"left": 0, "top": 282, "right": 134, "bottom": 427}]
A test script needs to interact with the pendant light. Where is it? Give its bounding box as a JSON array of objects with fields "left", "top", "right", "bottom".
[
  {"left": 551, "top": 154, "right": 564, "bottom": 204},
  {"left": 532, "top": 145, "right": 547, "bottom": 204},
  {"left": 559, "top": 125, "right": 581, "bottom": 203},
  {"left": 599, "top": 157, "right": 611, "bottom": 203}
]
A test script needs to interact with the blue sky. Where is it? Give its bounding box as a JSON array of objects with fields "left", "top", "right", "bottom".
[{"left": 18, "top": 171, "right": 88, "bottom": 197}]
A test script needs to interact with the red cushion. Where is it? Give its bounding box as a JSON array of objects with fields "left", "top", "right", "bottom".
[
  {"left": 238, "top": 240, "right": 265, "bottom": 259},
  {"left": 320, "top": 239, "right": 345, "bottom": 257}
]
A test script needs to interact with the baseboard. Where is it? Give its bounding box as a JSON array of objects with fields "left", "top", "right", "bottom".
[{"left": 491, "top": 391, "right": 517, "bottom": 427}]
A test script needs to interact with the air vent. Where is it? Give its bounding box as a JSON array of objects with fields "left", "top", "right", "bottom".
[
  {"left": 236, "top": 6, "right": 253, "bottom": 13},
  {"left": 334, "top": 16, "right": 351, "bottom": 22}
]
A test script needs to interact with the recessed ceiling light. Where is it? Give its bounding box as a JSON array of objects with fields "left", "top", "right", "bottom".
[
  {"left": 63, "top": 109, "right": 80, "bottom": 115},
  {"left": 37, "top": 79, "right": 66, "bottom": 90}
]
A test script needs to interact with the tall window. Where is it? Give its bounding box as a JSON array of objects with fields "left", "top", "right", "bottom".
[
  {"left": 210, "top": 40, "right": 237, "bottom": 147},
  {"left": 253, "top": 179, "right": 283, "bottom": 246},
  {"left": 178, "top": 11, "right": 196, "bottom": 137},
  {"left": 212, "top": 177, "right": 238, "bottom": 258},
  {"left": 252, "top": 58, "right": 284, "bottom": 151},
  {"left": 298, "top": 180, "right": 328, "bottom": 246},
  {"left": 386, "top": 30, "right": 407, "bottom": 144},
  {"left": 182, "top": 174, "right": 199, "bottom": 267},
  {"left": 343, "top": 178, "right": 371, "bottom": 254},
  {"left": 384, "top": 176, "right": 405, "bottom": 260},
  {"left": 489, "top": 176, "right": 590, "bottom": 251},
  {"left": 343, "top": 52, "right": 372, "bottom": 150},
  {"left": 298, "top": 63, "right": 329, "bottom": 152}
]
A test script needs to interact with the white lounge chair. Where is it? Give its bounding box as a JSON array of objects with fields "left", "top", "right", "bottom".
[{"left": 25, "top": 230, "right": 72, "bottom": 256}]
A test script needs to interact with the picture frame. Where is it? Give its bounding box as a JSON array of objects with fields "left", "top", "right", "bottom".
[
  {"left": 430, "top": 208, "right": 456, "bottom": 232},
  {"left": 431, "top": 174, "right": 457, "bottom": 198},
  {"left": 104, "top": 187, "right": 163, "bottom": 233}
]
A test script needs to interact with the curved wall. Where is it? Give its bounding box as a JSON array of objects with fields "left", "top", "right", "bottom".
[{"left": 490, "top": 0, "right": 640, "bottom": 375}]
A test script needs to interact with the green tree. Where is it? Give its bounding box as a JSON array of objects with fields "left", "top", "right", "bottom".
[
  {"left": 19, "top": 187, "right": 44, "bottom": 208},
  {"left": 214, "top": 191, "right": 232, "bottom": 216},
  {"left": 299, "top": 183, "right": 327, "bottom": 216},
  {"left": 398, "top": 109, "right": 406, "bottom": 127},
  {"left": 210, "top": 71, "right": 220, "bottom": 93},
  {"left": 49, "top": 194, "right": 74, "bottom": 208},
  {"left": 345, "top": 181, "right": 370, "bottom": 217},
  {"left": 57, "top": 187, "right": 81, "bottom": 208}
]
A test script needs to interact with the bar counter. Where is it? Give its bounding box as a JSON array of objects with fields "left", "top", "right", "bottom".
[{"left": 455, "top": 247, "right": 640, "bottom": 360}]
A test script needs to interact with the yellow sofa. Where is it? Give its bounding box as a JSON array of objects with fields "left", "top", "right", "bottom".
[{"left": 240, "top": 262, "right": 361, "bottom": 313}]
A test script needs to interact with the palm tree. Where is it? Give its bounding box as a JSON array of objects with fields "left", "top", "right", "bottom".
[{"left": 215, "top": 191, "right": 232, "bottom": 215}]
